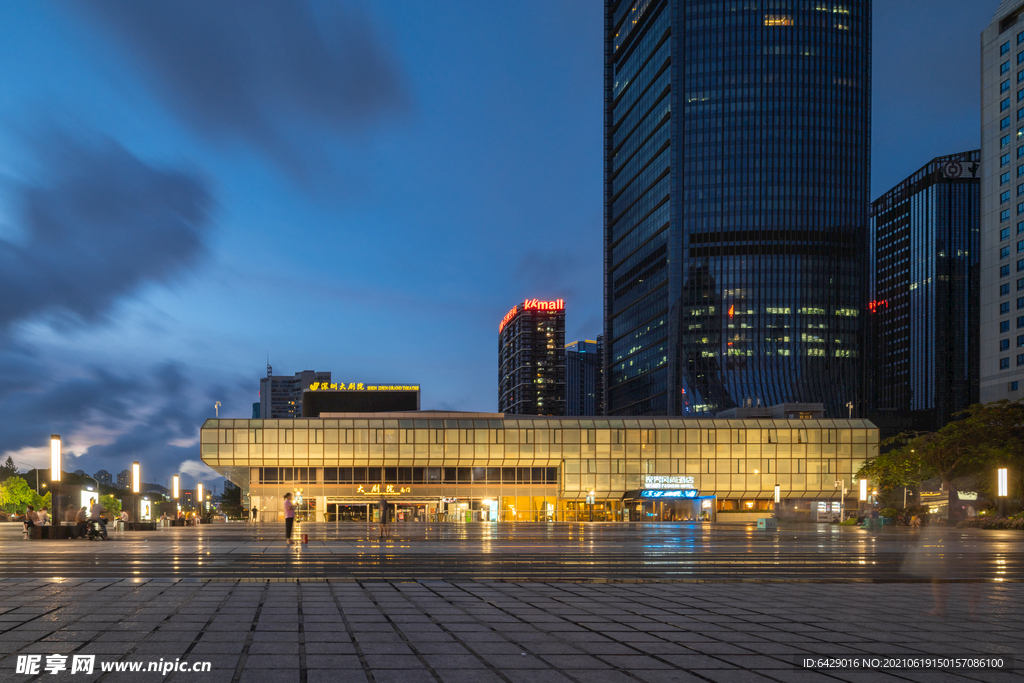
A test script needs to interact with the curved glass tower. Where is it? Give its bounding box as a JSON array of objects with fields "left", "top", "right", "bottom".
[{"left": 604, "top": 0, "right": 870, "bottom": 417}]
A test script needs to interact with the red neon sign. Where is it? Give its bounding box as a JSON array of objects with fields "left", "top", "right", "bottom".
[
  {"left": 868, "top": 300, "right": 888, "bottom": 313},
  {"left": 499, "top": 298, "right": 565, "bottom": 332}
]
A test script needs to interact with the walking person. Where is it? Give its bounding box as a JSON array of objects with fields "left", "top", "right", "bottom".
[
  {"left": 89, "top": 498, "right": 108, "bottom": 539},
  {"left": 284, "top": 493, "right": 296, "bottom": 546},
  {"left": 378, "top": 496, "right": 390, "bottom": 540}
]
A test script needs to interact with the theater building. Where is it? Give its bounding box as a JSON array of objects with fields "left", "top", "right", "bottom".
[{"left": 200, "top": 410, "right": 879, "bottom": 523}]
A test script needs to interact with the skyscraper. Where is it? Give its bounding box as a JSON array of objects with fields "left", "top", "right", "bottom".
[
  {"left": 604, "top": 1, "right": 870, "bottom": 417},
  {"left": 868, "top": 151, "right": 980, "bottom": 432},
  {"left": 980, "top": 1, "right": 1024, "bottom": 404},
  {"left": 498, "top": 299, "right": 566, "bottom": 415},
  {"left": 260, "top": 369, "right": 331, "bottom": 420},
  {"left": 565, "top": 338, "right": 604, "bottom": 415}
]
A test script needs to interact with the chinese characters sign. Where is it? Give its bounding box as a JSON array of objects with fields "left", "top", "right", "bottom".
[
  {"left": 642, "top": 475, "right": 695, "bottom": 490},
  {"left": 356, "top": 485, "right": 412, "bottom": 495},
  {"left": 308, "top": 383, "right": 420, "bottom": 392}
]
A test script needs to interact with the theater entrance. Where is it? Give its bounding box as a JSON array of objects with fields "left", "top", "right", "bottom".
[{"left": 326, "top": 502, "right": 368, "bottom": 522}]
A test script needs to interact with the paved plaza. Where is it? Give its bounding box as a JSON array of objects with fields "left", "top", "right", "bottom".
[{"left": 0, "top": 522, "right": 1022, "bottom": 682}]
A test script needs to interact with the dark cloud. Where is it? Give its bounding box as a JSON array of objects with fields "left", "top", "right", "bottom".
[
  {"left": 77, "top": 0, "right": 410, "bottom": 179},
  {"left": 0, "top": 357, "right": 250, "bottom": 487},
  {"left": 0, "top": 133, "right": 212, "bottom": 330}
]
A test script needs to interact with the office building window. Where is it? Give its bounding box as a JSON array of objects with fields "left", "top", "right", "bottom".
[
  {"left": 1017, "top": 335, "right": 1024, "bottom": 346},
  {"left": 1005, "top": 99, "right": 1012, "bottom": 111},
  {"left": 1018, "top": 258, "right": 1024, "bottom": 271},
  {"left": 1004, "top": 172, "right": 1012, "bottom": 184},
  {"left": 1003, "top": 42, "right": 1010, "bottom": 55},
  {"left": 1019, "top": 221, "right": 1024, "bottom": 232},
  {"left": 1004, "top": 153, "right": 1012, "bottom": 165},
  {"left": 1018, "top": 277, "right": 1024, "bottom": 289},
  {"left": 1011, "top": 381, "right": 1020, "bottom": 391},
  {"left": 1002, "top": 80, "right": 1010, "bottom": 92},
  {"left": 1002, "top": 358, "right": 1011, "bottom": 369},
  {"left": 1002, "top": 211, "right": 1011, "bottom": 223},
  {"left": 1003, "top": 191, "right": 1011, "bottom": 203},
  {"left": 1003, "top": 117, "right": 1012, "bottom": 130},
  {"left": 1002, "top": 246, "right": 1011, "bottom": 258},
  {"left": 1002, "top": 265, "right": 1011, "bottom": 276},
  {"left": 1003, "top": 284, "right": 1011, "bottom": 296},
  {"left": 1001, "top": 302, "right": 1011, "bottom": 314},
  {"left": 1002, "top": 339, "right": 1011, "bottom": 351},
  {"left": 1004, "top": 228, "right": 1012, "bottom": 240},
  {"left": 1017, "top": 315, "right": 1024, "bottom": 328},
  {"left": 1004, "top": 320, "right": 1013, "bottom": 333},
  {"left": 1002, "top": 134, "right": 1011, "bottom": 147},
  {"left": 1018, "top": 354, "right": 1024, "bottom": 366},
  {"left": 1018, "top": 108, "right": 1024, "bottom": 119}
]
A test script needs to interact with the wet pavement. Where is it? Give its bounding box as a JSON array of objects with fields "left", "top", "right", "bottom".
[
  {"left": 0, "top": 521, "right": 1021, "bottom": 582},
  {"left": 1, "top": 523, "right": 1022, "bottom": 682}
]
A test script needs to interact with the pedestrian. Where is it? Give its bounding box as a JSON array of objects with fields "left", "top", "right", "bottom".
[
  {"left": 378, "top": 496, "right": 389, "bottom": 540},
  {"left": 38, "top": 507, "right": 50, "bottom": 526},
  {"left": 89, "top": 498, "right": 108, "bottom": 539},
  {"left": 75, "top": 506, "right": 88, "bottom": 539},
  {"left": 251, "top": 505, "right": 258, "bottom": 523},
  {"left": 22, "top": 505, "right": 37, "bottom": 539},
  {"left": 120, "top": 509, "right": 129, "bottom": 532},
  {"left": 283, "top": 493, "right": 296, "bottom": 546}
]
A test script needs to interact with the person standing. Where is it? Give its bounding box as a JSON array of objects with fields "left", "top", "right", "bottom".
[
  {"left": 283, "top": 493, "right": 296, "bottom": 546},
  {"left": 378, "top": 496, "right": 389, "bottom": 540},
  {"left": 251, "top": 505, "right": 258, "bottom": 523}
]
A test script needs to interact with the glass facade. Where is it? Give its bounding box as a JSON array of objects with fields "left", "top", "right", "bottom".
[
  {"left": 868, "top": 152, "right": 980, "bottom": 431},
  {"left": 200, "top": 413, "right": 879, "bottom": 522},
  {"left": 565, "top": 338, "right": 604, "bottom": 415},
  {"left": 498, "top": 302, "right": 567, "bottom": 415},
  {"left": 604, "top": 0, "right": 870, "bottom": 417}
]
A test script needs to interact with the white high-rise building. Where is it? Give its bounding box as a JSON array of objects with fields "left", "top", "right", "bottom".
[{"left": 981, "top": 0, "right": 1024, "bottom": 403}]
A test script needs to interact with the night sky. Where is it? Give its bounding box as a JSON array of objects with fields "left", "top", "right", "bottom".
[{"left": 0, "top": 0, "right": 999, "bottom": 489}]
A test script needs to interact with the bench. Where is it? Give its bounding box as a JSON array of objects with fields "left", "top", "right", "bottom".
[{"left": 27, "top": 525, "right": 78, "bottom": 540}]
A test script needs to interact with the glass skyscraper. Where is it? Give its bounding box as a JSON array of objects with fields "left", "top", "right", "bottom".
[
  {"left": 868, "top": 152, "right": 980, "bottom": 432},
  {"left": 604, "top": 0, "right": 870, "bottom": 417}
]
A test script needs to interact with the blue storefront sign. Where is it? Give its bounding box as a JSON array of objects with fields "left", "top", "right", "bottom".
[{"left": 640, "top": 489, "right": 699, "bottom": 499}]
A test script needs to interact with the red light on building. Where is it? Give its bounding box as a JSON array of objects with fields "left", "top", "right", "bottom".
[
  {"left": 499, "top": 299, "right": 565, "bottom": 332},
  {"left": 728, "top": 304, "right": 734, "bottom": 318},
  {"left": 868, "top": 300, "right": 888, "bottom": 313}
]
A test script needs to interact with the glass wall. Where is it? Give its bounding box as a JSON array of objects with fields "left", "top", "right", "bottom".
[{"left": 201, "top": 416, "right": 879, "bottom": 521}]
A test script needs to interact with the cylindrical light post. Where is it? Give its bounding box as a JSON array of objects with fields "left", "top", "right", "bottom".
[
  {"left": 50, "top": 435, "right": 62, "bottom": 524},
  {"left": 998, "top": 468, "right": 1008, "bottom": 517}
]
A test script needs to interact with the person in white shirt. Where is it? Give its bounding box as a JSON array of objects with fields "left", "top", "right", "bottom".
[{"left": 37, "top": 507, "right": 50, "bottom": 526}]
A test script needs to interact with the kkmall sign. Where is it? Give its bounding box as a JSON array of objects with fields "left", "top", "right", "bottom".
[
  {"left": 499, "top": 298, "right": 565, "bottom": 332},
  {"left": 642, "top": 475, "right": 695, "bottom": 490}
]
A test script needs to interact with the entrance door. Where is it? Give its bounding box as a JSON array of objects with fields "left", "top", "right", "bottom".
[{"left": 326, "top": 503, "right": 368, "bottom": 522}]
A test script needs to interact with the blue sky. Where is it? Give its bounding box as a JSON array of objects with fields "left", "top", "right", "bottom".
[{"left": 0, "top": 0, "right": 999, "bottom": 490}]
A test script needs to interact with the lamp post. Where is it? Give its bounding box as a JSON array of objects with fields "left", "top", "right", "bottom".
[
  {"left": 773, "top": 484, "right": 781, "bottom": 519},
  {"left": 131, "top": 461, "right": 140, "bottom": 527},
  {"left": 50, "top": 435, "right": 62, "bottom": 523},
  {"left": 998, "top": 467, "right": 1008, "bottom": 517},
  {"left": 197, "top": 483, "right": 204, "bottom": 524},
  {"left": 859, "top": 478, "right": 868, "bottom": 518},
  {"left": 172, "top": 475, "right": 180, "bottom": 521}
]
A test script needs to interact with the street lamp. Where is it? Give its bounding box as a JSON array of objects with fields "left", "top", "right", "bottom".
[
  {"left": 173, "top": 475, "right": 180, "bottom": 500},
  {"left": 998, "top": 467, "right": 1008, "bottom": 516},
  {"left": 132, "top": 462, "right": 140, "bottom": 494},
  {"left": 197, "top": 483, "right": 204, "bottom": 513},
  {"left": 50, "top": 435, "right": 61, "bottom": 522}
]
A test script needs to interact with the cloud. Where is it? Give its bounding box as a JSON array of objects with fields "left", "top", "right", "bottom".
[
  {"left": 77, "top": 0, "right": 410, "bottom": 179},
  {"left": 0, "top": 132, "right": 212, "bottom": 330},
  {"left": 0, "top": 357, "right": 249, "bottom": 488}
]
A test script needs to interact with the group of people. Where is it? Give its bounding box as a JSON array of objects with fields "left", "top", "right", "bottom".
[{"left": 22, "top": 499, "right": 111, "bottom": 540}]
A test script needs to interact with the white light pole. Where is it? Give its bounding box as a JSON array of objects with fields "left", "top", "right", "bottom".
[
  {"left": 998, "top": 467, "right": 1008, "bottom": 517},
  {"left": 214, "top": 401, "right": 221, "bottom": 418},
  {"left": 50, "top": 435, "right": 62, "bottom": 522},
  {"left": 846, "top": 401, "right": 853, "bottom": 419}
]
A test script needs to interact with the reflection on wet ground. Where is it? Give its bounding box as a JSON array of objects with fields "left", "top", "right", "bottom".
[{"left": 2, "top": 522, "right": 1020, "bottom": 582}]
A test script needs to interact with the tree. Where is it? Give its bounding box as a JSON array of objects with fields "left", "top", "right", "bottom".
[
  {"left": 220, "top": 483, "right": 243, "bottom": 519},
  {"left": 0, "top": 456, "right": 17, "bottom": 482},
  {"left": 100, "top": 495, "right": 121, "bottom": 518},
  {"left": 0, "top": 476, "right": 36, "bottom": 514},
  {"left": 857, "top": 433, "right": 926, "bottom": 500}
]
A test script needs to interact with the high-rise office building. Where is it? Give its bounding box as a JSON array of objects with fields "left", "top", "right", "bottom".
[
  {"left": 498, "top": 299, "right": 566, "bottom": 415},
  {"left": 981, "top": 1, "right": 1024, "bottom": 403},
  {"left": 566, "top": 338, "right": 605, "bottom": 416},
  {"left": 604, "top": 1, "right": 870, "bottom": 417},
  {"left": 260, "top": 369, "right": 331, "bottom": 419},
  {"left": 868, "top": 151, "right": 980, "bottom": 432},
  {"left": 94, "top": 469, "right": 111, "bottom": 486},
  {"left": 116, "top": 469, "right": 131, "bottom": 490}
]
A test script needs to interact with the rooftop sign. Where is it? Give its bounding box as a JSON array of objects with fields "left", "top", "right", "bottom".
[
  {"left": 499, "top": 298, "right": 565, "bottom": 332},
  {"left": 308, "top": 383, "right": 419, "bottom": 392}
]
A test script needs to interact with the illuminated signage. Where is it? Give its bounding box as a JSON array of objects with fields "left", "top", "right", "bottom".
[
  {"left": 868, "top": 300, "right": 888, "bottom": 313},
  {"left": 642, "top": 475, "right": 695, "bottom": 490},
  {"left": 356, "top": 484, "right": 412, "bottom": 495},
  {"left": 499, "top": 298, "right": 566, "bottom": 332},
  {"left": 640, "top": 490, "right": 699, "bottom": 498},
  {"left": 308, "top": 383, "right": 419, "bottom": 392}
]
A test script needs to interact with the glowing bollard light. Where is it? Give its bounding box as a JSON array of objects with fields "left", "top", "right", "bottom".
[
  {"left": 998, "top": 468, "right": 1008, "bottom": 516},
  {"left": 132, "top": 461, "right": 140, "bottom": 493},
  {"left": 50, "top": 435, "right": 61, "bottom": 482}
]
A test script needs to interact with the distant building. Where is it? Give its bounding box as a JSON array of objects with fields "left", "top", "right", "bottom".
[
  {"left": 252, "top": 402, "right": 260, "bottom": 419},
  {"left": 981, "top": 2, "right": 1024, "bottom": 403},
  {"left": 498, "top": 299, "right": 566, "bottom": 415},
  {"left": 260, "top": 370, "right": 331, "bottom": 419},
  {"left": 116, "top": 469, "right": 131, "bottom": 490},
  {"left": 868, "top": 151, "right": 979, "bottom": 432},
  {"left": 94, "top": 470, "right": 112, "bottom": 486},
  {"left": 565, "top": 338, "right": 604, "bottom": 416}
]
